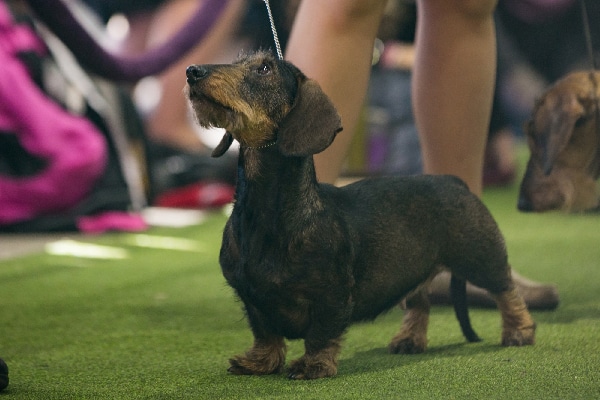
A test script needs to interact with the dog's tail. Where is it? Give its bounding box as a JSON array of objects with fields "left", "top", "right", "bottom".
[{"left": 450, "top": 275, "right": 482, "bottom": 343}]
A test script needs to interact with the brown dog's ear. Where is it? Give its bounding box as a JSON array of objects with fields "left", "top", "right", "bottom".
[
  {"left": 211, "top": 131, "right": 234, "bottom": 157},
  {"left": 277, "top": 79, "right": 343, "bottom": 157},
  {"left": 539, "top": 94, "right": 585, "bottom": 174}
]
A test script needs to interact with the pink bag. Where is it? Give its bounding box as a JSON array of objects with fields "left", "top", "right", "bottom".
[{"left": 0, "top": 2, "right": 107, "bottom": 225}]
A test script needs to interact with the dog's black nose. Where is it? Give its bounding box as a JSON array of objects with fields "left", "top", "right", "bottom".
[
  {"left": 517, "top": 195, "right": 533, "bottom": 212},
  {"left": 186, "top": 65, "right": 208, "bottom": 84}
]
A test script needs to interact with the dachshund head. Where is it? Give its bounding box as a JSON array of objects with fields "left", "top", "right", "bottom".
[
  {"left": 518, "top": 71, "right": 600, "bottom": 212},
  {"left": 185, "top": 51, "right": 342, "bottom": 158}
]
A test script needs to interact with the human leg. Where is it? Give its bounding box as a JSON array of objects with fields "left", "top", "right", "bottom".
[
  {"left": 413, "top": 0, "right": 498, "bottom": 195},
  {"left": 285, "top": 0, "right": 387, "bottom": 183},
  {"left": 414, "top": 0, "right": 558, "bottom": 309}
]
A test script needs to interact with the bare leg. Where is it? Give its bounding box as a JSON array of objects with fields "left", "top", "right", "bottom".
[
  {"left": 413, "top": 0, "right": 498, "bottom": 196},
  {"left": 413, "top": 0, "right": 558, "bottom": 309},
  {"left": 286, "top": 0, "right": 387, "bottom": 183}
]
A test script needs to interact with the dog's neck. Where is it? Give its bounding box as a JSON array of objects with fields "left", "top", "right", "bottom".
[{"left": 233, "top": 148, "right": 323, "bottom": 220}]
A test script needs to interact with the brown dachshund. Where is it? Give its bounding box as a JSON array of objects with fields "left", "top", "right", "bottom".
[
  {"left": 519, "top": 71, "right": 600, "bottom": 212},
  {"left": 186, "top": 51, "right": 536, "bottom": 380}
]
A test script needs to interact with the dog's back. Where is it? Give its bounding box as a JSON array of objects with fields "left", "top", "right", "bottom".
[{"left": 325, "top": 174, "right": 510, "bottom": 321}]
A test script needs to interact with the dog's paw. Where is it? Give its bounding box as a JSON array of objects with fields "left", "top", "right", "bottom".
[
  {"left": 287, "top": 356, "right": 337, "bottom": 380},
  {"left": 501, "top": 324, "right": 536, "bottom": 347},
  {"left": 227, "top": 357, "right": 256, "bottom": 375},
  {"left": 227, "top": 354, "right": 284, "bottom": 376},
  {"left": 388, "top": 335, "right": 427, "bottom": 354}
]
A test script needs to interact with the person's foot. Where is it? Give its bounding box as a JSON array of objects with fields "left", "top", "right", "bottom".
[{"left": 428, "top": 270, "right": 559, "bottom": 310}]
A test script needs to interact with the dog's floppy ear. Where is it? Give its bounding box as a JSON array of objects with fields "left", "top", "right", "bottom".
[
  {"left": 538, "top": 94, "right": 585, "bottom": 174},
  {"left": 211, "top": 131, "right": 234, "bottom": 157},
  {"left": 277, "top": 79, "right": 343, "bottom": 157}
]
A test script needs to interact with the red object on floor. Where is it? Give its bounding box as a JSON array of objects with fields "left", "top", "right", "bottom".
[{"left": 154, "top": 182, "right": 235, "bottom": 209}]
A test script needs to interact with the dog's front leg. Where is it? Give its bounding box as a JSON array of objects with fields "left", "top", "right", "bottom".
[
  {"left": 288, "top": 336, "right": 343, "bottom": 380},
  {"left": 287, "top": 304, "right": 350, "bottom": 380},
  {"left": 228, "top": 335, "right": 286, "bottom": 375},
  {"left": 228, "top": 306, "right": 286, "bottom": 375}
]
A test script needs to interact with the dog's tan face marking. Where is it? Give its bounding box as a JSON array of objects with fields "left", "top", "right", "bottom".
[
  {"left": 185, "top": 51, "right": 297, "bottom": 149},
  {"left": 519, "top": 71, "right": 600, "bottom": 212}
]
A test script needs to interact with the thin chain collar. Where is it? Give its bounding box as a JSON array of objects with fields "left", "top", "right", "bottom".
[{"left": 240, "top": 140, "right": 278, "bottom": 151}]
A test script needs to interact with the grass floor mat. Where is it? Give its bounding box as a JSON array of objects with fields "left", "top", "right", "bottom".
[{"left": 1, "top": 180, "right": 600, "bottom": 398}]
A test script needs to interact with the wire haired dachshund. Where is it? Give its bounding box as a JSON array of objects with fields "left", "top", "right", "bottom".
[
  {"left": 519, "top": 70, "right": 600, "bottom": 212},
  {"left": 185, "top": 51, "right": 535, "bottom": 380}
]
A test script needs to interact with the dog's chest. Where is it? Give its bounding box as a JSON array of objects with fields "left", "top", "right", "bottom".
[
  {"left": 220, "top": 223, "right": 354, "bottom": 338},
  {"left": 229, "top": 259, "right": 314, "bottom": 336}
]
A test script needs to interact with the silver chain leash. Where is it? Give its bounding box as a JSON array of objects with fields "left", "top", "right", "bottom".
[
  {"left": 263, "top": 0, "right": 283, "bottom": 59},
  {"left": 580, "top": 0, "right": 597, "bottom": 69}
]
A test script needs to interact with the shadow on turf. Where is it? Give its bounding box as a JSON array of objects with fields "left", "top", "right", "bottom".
[{"left": 339, "top": 342, "right": 503, "bottom": 376}]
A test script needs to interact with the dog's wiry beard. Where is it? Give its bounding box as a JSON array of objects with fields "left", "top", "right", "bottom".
[
  {"left": 193, "top": 107, "right": 274, "bottom": 148},
  {"left": 188, "top": 95, "right": 275, "bottom": 148},
  {"left": 221, "top": 102, "right": 277, "bottom": 147},
  {"left": 191, "top": 101, "right": 236, "bottom": 131}
]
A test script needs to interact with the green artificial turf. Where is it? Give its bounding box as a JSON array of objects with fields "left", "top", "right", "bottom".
[{"left": 1, "top": 164, "right": 600, "bottom": 399}]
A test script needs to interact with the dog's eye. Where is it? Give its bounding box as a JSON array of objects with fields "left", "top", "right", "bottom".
[{"left": 256, "top": 63, "right": 271, "bottom": 76}]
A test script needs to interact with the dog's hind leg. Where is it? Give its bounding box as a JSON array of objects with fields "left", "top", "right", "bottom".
[
  {"left": 228, "top": 335, "right": 287, "bottom": 375},
  {"left": 493, "top": 287, "right": 536, "bottom": 346},
  {"left": 388, "top": 286, "right": 430, "bottom": 354}
]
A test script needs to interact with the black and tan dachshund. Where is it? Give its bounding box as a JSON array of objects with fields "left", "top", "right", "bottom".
[{"left": 185, "top": 51, "right": 535, "bottom": 380}]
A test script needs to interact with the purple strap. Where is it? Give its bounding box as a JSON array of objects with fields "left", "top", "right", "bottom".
[{"left": 23, "top": 0, "right": 230, "bottom": 82}]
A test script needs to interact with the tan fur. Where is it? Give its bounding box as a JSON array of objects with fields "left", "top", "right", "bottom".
[
  {"left": 228, "top": 336, "right": 287, "bottom": 375},
  {"left": 519, "top": 71, "right": 600, "bottom": 212},
  {"left": 389, "top": 279, "right": 436, "bottom": 354},
  {"left": 185, "top": 63, "right": 280, "bottom": 147},
  {"left": 287, "top": 338, "right": 342, "bottom": 379},
  {"left": 494, "top": 288, "right": 536, "bottom": 346}
]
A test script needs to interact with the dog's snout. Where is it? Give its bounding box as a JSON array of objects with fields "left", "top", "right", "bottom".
[
  {"left": 186, "top": 65, "right": 208, "bottom": 84},
  {"left": 517, "top": 195, "right": 534, "bottom": 212}
]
